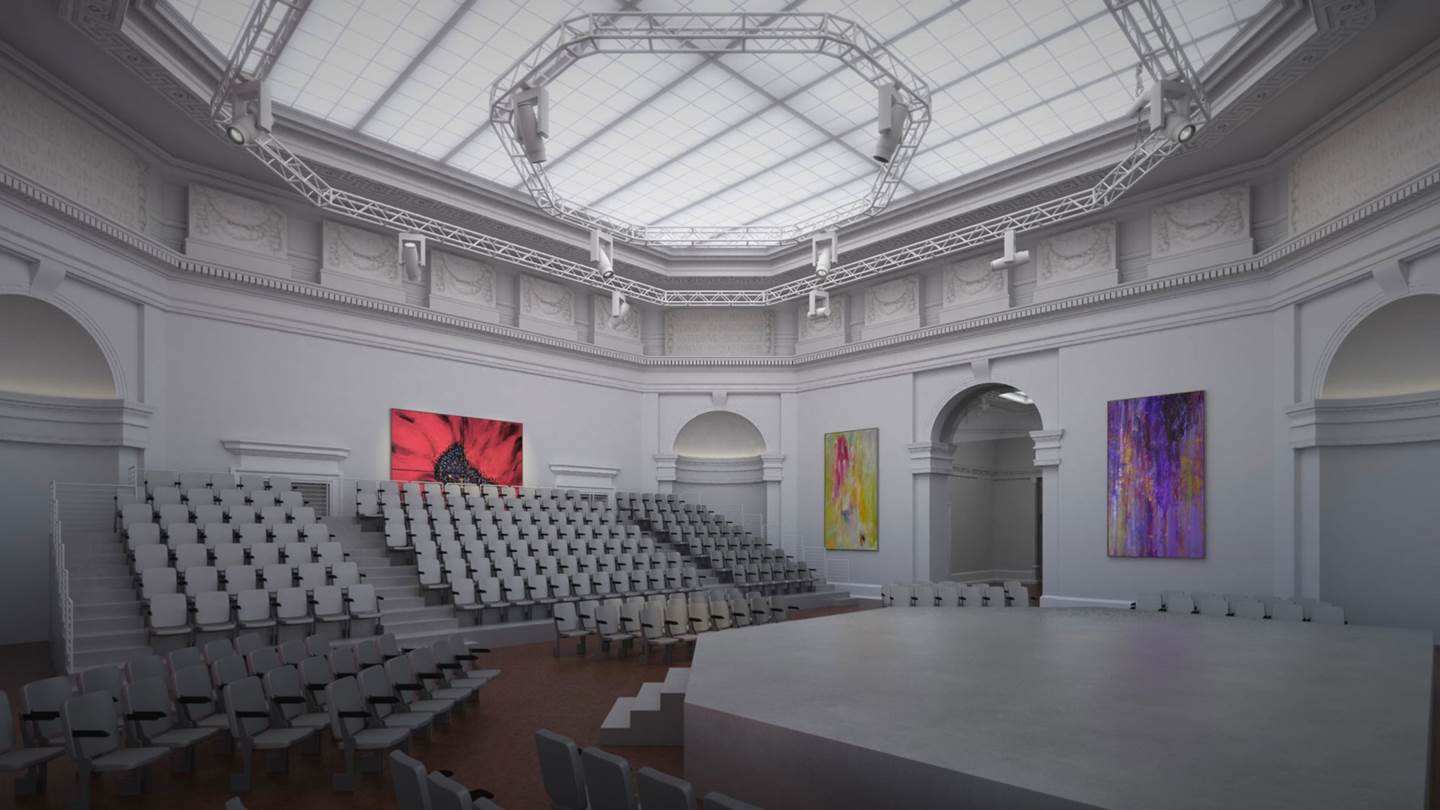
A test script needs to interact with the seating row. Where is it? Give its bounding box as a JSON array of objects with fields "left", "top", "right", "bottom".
[
  {"left": 883, "top": 580, "right": 1032, "bottom": 608},
  {"left": 1133, "top": 591, "right": 1346, "bottom": 623},
  {"left": 122, "top": 503, "right": 319, "bottom": 529},
  {"left": 130, "top": 535, "right": 343, "bottom": 570},
  {"left": 535, "top": 729, "right": 758, "bottom": 810},
  {"left": 141, "top": 471, "right": 296, "bottom": 494},
  {"left": 140, "top": 561, "right": 364, "bottom": 597},
  {"left": 447, "top": 570, "right": 703, "bottom": 624},
  {"left": 146, "top": 582, "right": 382, "bottom": 644},
  {"left": 555, "top": 588, "right": 797, "bottom": 663}
]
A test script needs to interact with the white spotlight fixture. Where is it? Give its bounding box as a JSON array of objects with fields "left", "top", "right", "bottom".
[
  {"left": 223, "top": 80, "right": 272, "bottom": 146},
  {"left": 807, "top": 289, "right": 831, "bottom": 320},
  {"left": 1131, "top": 76, "right": 1199, "bottom": 145},
  {"left": 989, "top": 228, "right": 1030, "bottom": 271},
  {"left": 812, "top": 230, "right": 838, "bottom": 277},
  {"left": 610, "top": 290, "right": 631, "bottom": 323},
  {"left": 513, "top": 85, "right": 549, "bottom": 164},
  {"left": 398, "top": 233, "right": 427, "bottom": 283},
  {"left": 872, "top": 83, "right": 906, "bottom": 164},
  {"left": 590, "top": 230, "right": 615, "bottom": 279}
]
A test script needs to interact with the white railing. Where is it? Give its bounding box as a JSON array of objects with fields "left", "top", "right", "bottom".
[{"left": 49, "top": 483, "right": 74, "bottom": 674}]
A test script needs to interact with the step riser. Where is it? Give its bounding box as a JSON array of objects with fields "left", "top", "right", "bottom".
[
  {"left": 75, "top": 615, "right": 146, "bottom": 633},
  {"left": 382, "top": 617, "right": 458, "bottom": 635}
]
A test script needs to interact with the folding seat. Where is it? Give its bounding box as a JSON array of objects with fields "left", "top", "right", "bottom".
[
  {"left": 329, "top": 646, "right": 360, "bottom": 680},
  {"left": 248, "top": 489, "right": 279, "bottom": 508},
  {"left": 332, "top": 561, "right": 361, "bottom": 588},
  {"left": 122, "top": 503, "right": 158, "bottom": 529},
  {"left": 451, "top": 579, "right": 483, "bottom": 624},
  {"left": 234, "top": 633, "right": 267, "bottom": 657},
  {"left": 223, "top": 675, "right": 317, "bottom": 791},
  {"left": 455, "top": 521, "right": 478, "bottom": 543},
  {"left": 708, "top": 598, "right": 733, "bottom": 631},
  {"left": 324, "top": 676, "right": 411, "bottom": 792},
  {"left": 581, "top": 746, "right": 639, "bottom": 810},
  {"left": 595, "top": 599, "right": 635, "bottom": 656},
  {"left": 284, "top": 542, "right": 315, "bottom": 565},
  {"left": 414, "top": 539, "right": 439, "bottom": 561},
  {"left": 267, "top": 476, "right": 292, "bottom": 493},
  {"left": 153, "top": 485, "right": 184, "bottom": 507},
  {"left": 953, "top": 584, "right": 980, "bottom": 607},
  {"left": 146, "top": 593, "right": 192, "bottom": 645},
  {"left": 192, "top": 504, "right": 224, "bottom": 525},
  {"left": 157, "top": 503, "right": 190, "bottom": 527},
  {"left": 141, "top": 567, "right": 178, "bottom": 600},
  {"left": 1198, "top": 596, "right": 1230, "bottom": 617},
  {"left": 248, "top": 543, "right": 281, "bottom": 568},
  {"left": 501, "top": 575, "right": 535, "bottom": 619},
  {"left": 1312, "top": 603, "right": 1345, "bottom": 624},
  {"left": 725, "top": 594, "right": 750, "bottom": 628},
  {"left": 1270, "top": 601, "right": 1303, "bottom": 622},
  {"left": 301, "top": 522, "right": 330, "bottom": 543},
  {"left": 1230, "top": 597, "right": 1264, "bottom": 620},
  {"left": 1166, "top": 595, "right": 1196, "bottom": 616},
  {"left": 260, "top": 506, "right": 288, "bottom": 526},
  {"left": 382, "top": 654, "right": 458, "bottom": 721},
  {"left": 535, "top": 729, "right": 589, "bottom": 810},
  {"left": 570, "top": 571, "right": 593, "bottom": 598},
  {"left": 201, "top": 522, "right": 234, "bottom": 547},
  {"left": 312, "top": 585, "right": 349, "bottom": 634},
  {"left": 910, "top": 584, "right": 937, "bottom": 607},
  {"left": 62, "top": 691, "right": 170, "bottom": 808},
  {"left": 935, "top": 582, "right": 961, "bottom": 608},
  {"left": 228, "top": 505, "right": 258, "bottom": 525},
  {"left": 418, "top": 558, "right": 446, "bottom": 596},
  {"left": 0, "top": 688, "right": 64, "bottom": 798},
  {"left": 223, "top": 564, "right": 257, "bottom": 593},
  {"left": 746, "top": 593, "right": 772, "bottom": 626},
  {"left": 490, "top": 555, "right": 516, "bottom": 580},
  {"left": 240, "top": 474, "right": 267, "bottom": 492},
  {"left": 291, "top": 508, "right": 318, "bottom": 527},
  {"left": 356, "top": 491, "right": 381, "bottom": 517},
  {"left": 385, "top": 523, "right": 412, "bottom": 552},
  {"left": 275, "top": 588, "right": 313, "bottom": 634},
  {"left": 194, "top": 591, "right": 235, "bottom": 636},
  {"left": 127, "top": 523, "right": 161, "bottom": 558},
  {"left": 516, "top": 555, "right": 539, "bottom": 578},
  {"left": 218, "top": 489, "right": 247, "bottom": 509},
  {"left": 280, "top": 490, "right": 305, "bottom": 510},
  {"left": 184, "top": 487, "right": 215, "bottom": 507},
  {"left": 245, "top": 647, "right": 283, "bottom": 676},
  {"left": 184, "top": 565, "right": 220, "bottom": 596},
  {"left": 235, "top": 590, "right": 276, "bottom": 641},
  {"left": 356, "top": 666, "right": 435, "bottom": 737},
  {"left": 297, "top": 562, "right": 329, "bottom": 590},
  {"left": 261, "top": 664, "right": 331, "bottom": 738},
  {"left": 213, "top": 544, "right": 246, "bottom": 571}
]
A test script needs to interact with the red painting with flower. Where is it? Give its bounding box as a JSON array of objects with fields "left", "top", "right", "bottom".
[{"left": 389, "top": 408, "right": 523, "bottom": 486}]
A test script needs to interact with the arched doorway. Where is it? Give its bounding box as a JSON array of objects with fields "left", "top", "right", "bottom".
[
  {"left": 1316, "top": 293, "right": 1440, "bottom": 633},
  {"left": 0, "top": 294, "right": 116, "bottom": 398},
  {"left": 931, "top": 384, "right": 1044, "bottom": 601},
  {"left": 670, "top": 411, "right": 768, "bottom": 537}
]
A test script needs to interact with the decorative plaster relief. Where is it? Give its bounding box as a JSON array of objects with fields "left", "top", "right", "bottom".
[
  {"left": 428, "top": 250, "right": 498, "bottom": 321},
  {"left": 1291, "top": 65, "right": 1440, "bottom": 233},
  {"left": 0, "top": 68, "right": 147, "bottom": 233},
  {"left": 592, "top": 293, "right": 642, "bottom": 352},
  {"left": 796, "top": 295, "right": 846, "bottom": 354},
  {"left": 1148, "top": 185, "right": 1253, "bottom": 278},
  {"left": 321, "top": 221, "right": 404, "bottom": 303},
  {"left": 186, "top": 184, "right": 290, "bottom": 278},
  {"left": 863, "top": 274, "right": 921, "bottom": 340},
  {"left": 664, "top": 309, "right": 775, "bottom": 356},
  {"left": 517, "top": 274, "right": 577, "bottom": 340},
  {"left": 939, "top": 257, "right": 1010, "bottom": 323},
  {"left": 1033, "top": 222, "right": 1117, "bottom": 303}
]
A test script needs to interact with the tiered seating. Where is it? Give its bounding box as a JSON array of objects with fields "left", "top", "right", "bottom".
[
  {"left": 882, "top": 580, "right": 1031, "bottom": 608},
  {"left": 1132, "top": 591, "right": 1347, "bottom": 623},
  {"left": 614, "top": 491, "right": 815, "bottom": 594},
  {"left": 120, "top": 472, "right": 381, "bottom": 645},
  {"left": 11, "top": 631, "right": 497, "bottom": 806}
]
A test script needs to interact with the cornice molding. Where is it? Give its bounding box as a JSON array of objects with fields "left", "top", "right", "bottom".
[
  {"left": 217, "top": 439, "right": 350, "bottom": 462},
  {"left": 1286, "top": 391, "right": 1440, "bottom": 448},
  {"left": 672, "top": 455, "right": 766, "bottom": 485},
  {"left": 0, "top": 391, "right": 152, "bottom": 447}
]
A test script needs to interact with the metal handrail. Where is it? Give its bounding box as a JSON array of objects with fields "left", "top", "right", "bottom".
[{"left": 49, "top": 483, "right": 74, "bottom": 673}]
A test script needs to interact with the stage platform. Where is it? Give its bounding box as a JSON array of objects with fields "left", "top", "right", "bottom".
[{"left": 683, "top": 608, "right": 1432, "bottom": 810}]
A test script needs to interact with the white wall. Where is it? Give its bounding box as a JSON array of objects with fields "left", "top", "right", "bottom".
[{"left": 673, "top": 481, "right": 767, "bottom": 535}]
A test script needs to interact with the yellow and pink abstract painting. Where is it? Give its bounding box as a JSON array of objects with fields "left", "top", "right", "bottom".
[
  {"left": 1107, "top": 390, "right": 1206, "bottom": 558},
  {"left": 824, "top": 428, "right": 878, "bottom": 551}
]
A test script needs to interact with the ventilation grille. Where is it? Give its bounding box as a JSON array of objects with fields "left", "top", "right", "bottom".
[{"left": 294, "top": 481, "right": 330, "bottom": 518}]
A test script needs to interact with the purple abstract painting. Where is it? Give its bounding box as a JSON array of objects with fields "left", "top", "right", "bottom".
[{"left": 1107, "top": 390, "right": 1205, "bottom": 558}]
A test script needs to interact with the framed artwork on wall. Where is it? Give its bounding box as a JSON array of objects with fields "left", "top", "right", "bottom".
[
  {"left": 390, "top": 408, "right": 523, "bottom": 486},
  {"left": 824, "top": 427, "right": 879, "bottom": 551},
  {"left": 1107, "top": 390, "right": 1206, "bottom": 558}
]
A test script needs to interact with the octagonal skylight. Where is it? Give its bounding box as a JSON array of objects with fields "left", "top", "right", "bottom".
[{"left": 164, "top": 0, "right": 1273, "bottom": 247}]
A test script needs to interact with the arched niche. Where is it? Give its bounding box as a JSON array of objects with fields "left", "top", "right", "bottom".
[
  {"left": 668, "top": 410, "right": 769, "bottom": 535},
  {"left": 0, "top": 294, "right": 116, "bottom": 398},
  {"left": 1321, "top": 293, "right": 1440, "bottom": 399}
]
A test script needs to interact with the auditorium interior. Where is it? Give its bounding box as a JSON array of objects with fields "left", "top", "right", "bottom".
[{"left": 1, "top": 0, "right": 1438, "bottom": 807}]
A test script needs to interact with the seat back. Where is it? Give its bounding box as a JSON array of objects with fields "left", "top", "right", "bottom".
[
  {"left": 536, "top": 729, "right": 588, "bottom": 810},
  {"left": 389, "top": 750, "right": 433, "bottom": 810},
  {"left": 122, "top": 675, "right": 177, "bottom": 741},
  {"left": 329, "top": 645, "right": 360, "bottom": 678},
  {"left": 427, "top": 771, "right": 480, "bottom": 810},
  {"left": 22, "top": 675, "right": 76, "bottom": 746},
  {"left": 636, "top": 766, "right": 697, "bottom": 810},
  {"left": 79, "top": 664, "right": 125, "bottom": 703},
  {"left": 127, "top": 655, "right": 167, "bottom": 684},
  {"left": 582, "top": 746, "right": 639, "bottom": 810},
  {"left": 298, "top": 655, "right": 333, "bottom": 707},
  {"left": 247, "top": 647, "right": 283, "bottom": 675},
  {"left": 223, "top": 676, "right": 273, "bottom": 740},
  {"left": 63, "top": 691, "right": 120, "bottom": 763},
  {"left": 261, "top": 665, "right": 311, "bottom": 724},
  {"left": 167, "top": 646, "right": 204, "bottom": 673},
  {"left": 356, "top": 666, "right": 398, "bottom": 720},
  {"left": 172, "top": 664, "right": 220, "bottom": 725},
  {"left": 279, "top": 639, "right": 308, "bottom": 666}
]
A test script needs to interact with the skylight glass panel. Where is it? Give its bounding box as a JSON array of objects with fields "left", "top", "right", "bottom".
[{"left": 164, "top": 0, "right": 250, "bottom": 57}]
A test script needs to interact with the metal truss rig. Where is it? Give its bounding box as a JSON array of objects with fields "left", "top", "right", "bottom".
[
  {"left": 208, "top": 0, "right": 1208, "bottom": 307},
  {"left": 487, "top": 12, "right": 933, "bottom": 248}
]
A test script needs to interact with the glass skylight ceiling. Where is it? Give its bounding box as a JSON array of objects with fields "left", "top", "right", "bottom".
[{"left": 165, "top": 0, "right": 1273, "bottom": 239}]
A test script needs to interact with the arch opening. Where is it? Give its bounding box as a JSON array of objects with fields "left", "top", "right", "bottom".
[
  {"left": 930, "top": 384, "right": 1044, "bottom": 600},
  {"left": 670, "top": 410, "right": 768, "bottom": 537},
  {"left": 1323, "top": 293, "right": 1440, "bottom": 399},
  {"left": 0, "top": 294, "right": 116, "bottom": 399},
  {"left": 672, "top": 410, "right": 766, "bottom": 458}
]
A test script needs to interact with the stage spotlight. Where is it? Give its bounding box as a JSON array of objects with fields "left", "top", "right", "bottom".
[
  {"left": 610, "top": 290, "right": 631, "bottom": 322},
  {"left": 873, "top": 83, "right": 906, "bottom": 164},
  {"left": 513, "top": 85, "right": 549, "bottom": 164},
  {"left": 223, "top": 80, "right": 271, "bottom": 146},
  {"left": 812, "top": 230, "right": 838, "bottom": 277},
  {"left": 807, "top": 289, "right": 831, "bottom": 320},
  {"left": 989, "top": 228, "right": 1029, "bottom": 271},
  {"left": 1131, "top": 76, "right": 1200, "bottom": 145},
  {"left": 398, "top": 233, "right": 427, "bottom": 283},
  {"left": 591, "top": 230, "right": 615, "bottom": 279}
]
